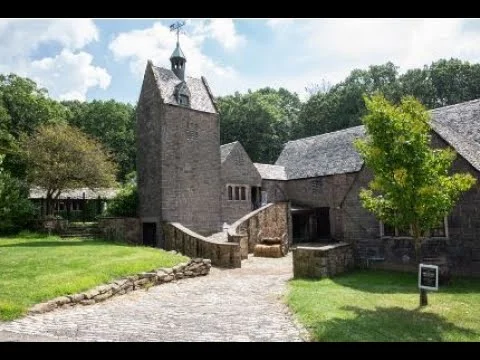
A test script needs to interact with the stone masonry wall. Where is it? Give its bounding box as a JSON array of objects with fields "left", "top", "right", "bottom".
[
  {"left": 163, "top": 222, "right": 241, "bottom": 268},
  {"left": 97, "top": 217, "right": 142, "bottom": 245},
  {"left": 29, "top": 258, "right": 211, "bottom": 315},
  {"left": 293, "top": 243, "right": 354, "bottom": 278},
  {"left": 161, "top": 105, "right": 222, "bottom": 235},
  {"left": 228, "top": 202, "right": 290, "bottom": 259},
  {"left": 221, "top": 143, "right": 262, "bottom": 225}
]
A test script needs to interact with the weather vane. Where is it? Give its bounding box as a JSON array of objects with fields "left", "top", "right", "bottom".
[{"left": 170, "top": 20, "right": 186, "bottom": 43}]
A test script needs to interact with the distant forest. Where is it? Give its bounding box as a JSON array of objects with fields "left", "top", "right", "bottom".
[{"left": 2, "top": 58, "right": 480, "bottom": 184}]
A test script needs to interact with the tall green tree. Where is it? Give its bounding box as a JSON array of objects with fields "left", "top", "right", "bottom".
[
  {"left": 21, "top": 123, "right": 118, "bottom": 216},
  {"left": 218, "top": 87, "right": 301, "bottom": 164},
  {"left": 63, "top": 100, "right": 136, "bottom": 182},
  {"left": 354, "top": 94, "right": 476, "bottom": 306},
  {"left": 0, "top": 74, "right": 67, "bottom": 178},
  {"left": 0, "top": 155, "right": 35, "bottom": 234}
]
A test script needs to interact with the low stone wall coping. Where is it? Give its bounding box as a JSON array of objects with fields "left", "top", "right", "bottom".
[
  {"left": 227, "top": 203, "right": 276, "bottom": 237},
  {"left": 295, "top": 242, "right": 350, "bottom": 251},
  {"left": 29, "top": 258, "right": 211, "bottom": 315},
  {"left": 169, "top": 222, "right": 238, "bottom": 247}
]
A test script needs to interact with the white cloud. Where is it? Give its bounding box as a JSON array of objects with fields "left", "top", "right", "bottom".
[
  {"left": 258, "top": 18, "right": 480, "bottom": 98},
  {"left": 109, "top": 21, "right": 241, "bottom": 96},
  {"left": 29, "top": 50, "right": 111, "bottom": 101},
  {"left": 0, "top": 19, "right": 108, "bottom": 100},
  {"left": 203, "top": 19, "right": 246, "bottom": 51}
]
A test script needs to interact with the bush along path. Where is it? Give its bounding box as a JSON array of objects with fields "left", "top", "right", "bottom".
[{"left": 29, "top": 258, "right": 211, "bottom": 314}]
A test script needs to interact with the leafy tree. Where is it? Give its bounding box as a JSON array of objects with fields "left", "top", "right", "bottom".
[
  {"left": 0, "top": 155, "right": 35, "bottom": 234},
  {"left": 218, "top": 88, "right": 301, "bottom": 164},
  {"left": 0, "top": 74, "right": 67, "bottom": 178},
  {"left": 21, "top": 123, "right": 118, "bottom": 216},
  {"left": 105, "top": 172, "right": 138, "bottom": 217},
  {"left": 63, "top": 100, "right": 136, "bottom": 182},
  {"left": 354, "top": 94, "right": 476, "bottom": 306}
]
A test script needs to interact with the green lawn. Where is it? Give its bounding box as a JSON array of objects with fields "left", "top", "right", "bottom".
[
  {"left": 287, "top": 270, "right": 480, "bottom": 342},
  {"left": 0, "top": 232, "right": 188, "bottom": 321}
]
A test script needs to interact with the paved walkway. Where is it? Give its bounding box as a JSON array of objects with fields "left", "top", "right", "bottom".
[{"left": 0, "top": 254, "right": 308, "bottom": 342}]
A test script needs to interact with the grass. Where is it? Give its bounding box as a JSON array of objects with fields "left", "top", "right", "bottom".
[
  {"left": 287, "top": 270, "right": 480, "bottom": 342},
  {"left": 0, "top": 231, "right": 189, "bottom": 321}
]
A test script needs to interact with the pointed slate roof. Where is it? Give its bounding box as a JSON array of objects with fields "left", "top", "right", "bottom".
[
  {"left": 430, "top": 99, "right": 480, "bottom": 172},
  {"left": 220, "top": 141, "right": 238, "bottom": 163},
  {"left": 253, "top": 163, "right": 287, "bottom": 180},
  {"left": 150, "top": 64, "right": 217, "bottom": 114},
  {"left": 275, "top": 98, "right": 480, "bottom": 180},
  {"left": 170, "top": 42, "right": 186, "bottom": 60}
]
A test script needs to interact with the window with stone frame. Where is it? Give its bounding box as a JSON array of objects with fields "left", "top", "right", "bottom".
[
  {"left": 228, "top": 186, "right": 233, "bottom": 200},
  {"left": 241, "top": 187, "right": 246, "bottom": 200},
  {"left": 235, "top": 186, "right": 240, "bottom": 200}
]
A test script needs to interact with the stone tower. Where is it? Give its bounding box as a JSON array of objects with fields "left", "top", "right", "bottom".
[{"left": 136, "top": 39, "right": 222, "bottom": 246}]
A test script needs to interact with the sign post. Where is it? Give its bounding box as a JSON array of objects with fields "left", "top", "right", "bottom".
[{"left": 418, "top": 264, "right": 439, "bottom": 306}]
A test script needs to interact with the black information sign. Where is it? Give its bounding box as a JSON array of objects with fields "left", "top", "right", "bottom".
[{"left": 418, "top": 264, "right": 439, "bottom": 291}]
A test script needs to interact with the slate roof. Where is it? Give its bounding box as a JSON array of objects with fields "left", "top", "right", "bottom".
[
  {"left": 151, "top": 65, "right": 217, "bottom": 114},
  {"left": 29, "top": 187, "right": 119, "bottom": 200},
  {"left": 275, "top": 98, "right": 480, "bottom": 180},
  {"left": 170, "top": 42, "right": 186, "bottom": 59},
  {"left": 220, "top": 141, "right": 238, "bottom": 163},
  {"left": 253, "top": 163, "right": 287, "bottom": 180},
  {"left": 430, "top": 99, "right": 480, "bottom": 172},
  {"left": 275, "top": 126, "right": 366, "bottom": 180}
]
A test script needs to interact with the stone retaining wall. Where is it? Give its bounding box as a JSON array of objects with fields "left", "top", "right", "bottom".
[
  {"left": 29, "top": 258, "right": 211, "bottom": 315},
  {"left": 293, "top": 243, "right": 354, "bottom": 278},
  {"left": 163, "top": 222, "right": 241, "bottom": 268},
  {"left": 227, "top": 202, "right": 290, "bottom": 259},
  {"left": 97, "top": 217, "right": 141, "bottom": 244}
]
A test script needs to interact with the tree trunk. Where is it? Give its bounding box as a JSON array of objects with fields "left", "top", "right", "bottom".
[{"left": 413, "top": 222, "right": 428, "bottom": 307}]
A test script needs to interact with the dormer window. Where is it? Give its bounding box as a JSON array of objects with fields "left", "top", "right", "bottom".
[
  {"left": 174, "top": 81, "right": 191, "bottom": 107},
  {"left": 179, "top": 94, "right": 189, "bottom": 106}
]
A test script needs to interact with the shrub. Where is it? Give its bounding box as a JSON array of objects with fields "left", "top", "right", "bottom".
[
  {"left": 105, "top": 180, "right": 138, "bottom": 217},
  {"left": 0, "top": 170, "right": 35, "bottom": 234}
]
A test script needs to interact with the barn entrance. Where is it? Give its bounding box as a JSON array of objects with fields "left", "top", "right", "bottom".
[
  {"left": 291, "top": 207, "right": 331, "bottom": 244},
  {"left": 142, "top": 222, "right": 157, "bottom": 247}
]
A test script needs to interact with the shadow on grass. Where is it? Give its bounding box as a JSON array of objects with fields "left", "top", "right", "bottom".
[
  {"left": 312, "top": 305, "right": 478, "bottom": 342},
  {"left": 326, "top": 269, "right": 480, "bottom": 294}
]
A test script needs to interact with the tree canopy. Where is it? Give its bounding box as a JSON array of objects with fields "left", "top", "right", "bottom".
[
  {"left": 63, "top": 100, "right": 136, "bottom": 182},
  {"left": 21, "top": 123, "right": 118, "bottom": 215},
  {"left": 355, "top": 94, "right": 476, "bottom": 248}
]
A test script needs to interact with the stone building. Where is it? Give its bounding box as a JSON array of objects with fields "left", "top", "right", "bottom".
[
  {"left": 220, "top": 141, "right": 262, "bottom": 224},
  {"left": 136, "top": 40, "right": 222, "bottom": 245},
  {"left": 135, "top": 37, "right": 480, "bottom": 276},
  {"left": 253, "top": 99, "right": 480, "bottom": 276}
]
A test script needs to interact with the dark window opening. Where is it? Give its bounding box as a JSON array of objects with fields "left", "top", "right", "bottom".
[
  {"left": 383, "top": 223, "right": 396, "bottom": 237},
  {"left": 241, "top": 187, "right": 246, "bottom": 200},
  {"left": 142, "top": 223, "right": 156, "bottom": 248},
  {"left": 235, "top": 186, "right": 240, "bottom": 200},
  {"left": 431, "top": 218, "right": 447, "bottom": 237},
  {"left": 228, "top": 186, "right": 233, "bottom": 200}
]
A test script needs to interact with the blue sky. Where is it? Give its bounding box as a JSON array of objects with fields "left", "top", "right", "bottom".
[{"left": 2, "top": 18, "right": 480, "bottom": 103}]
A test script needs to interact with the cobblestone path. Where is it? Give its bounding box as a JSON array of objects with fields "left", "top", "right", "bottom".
[{"left": 0, "top": 254, "right": 308, "bottom": 342}]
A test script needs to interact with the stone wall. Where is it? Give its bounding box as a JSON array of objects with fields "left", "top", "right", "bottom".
[
  {"left": 34, "top": 219, "right": 69, "bottom": 234},
  {"left": 163, "top": 222, "right": 241, "bottom": 268},
  {"left": 136, "top": 61, "right": 222, "bottom": 245},
  {"left": 221, "top": 142, "right": 262, "bottom": 225},
  {"left": 161, "top": 105, "right": 222, "bottom": 235},
  {"left": 287, "top": 173, "right": 358, "bottom": 241},
  {"left": 228, "top": 202, "right": 290, "bottom": 259},
  {"left": 97, "top": 217, "right": 142, "bottom": 245},
  {"left": 29, "top": 258, "right": 211, "bottom": 314},
  {"left": 261, "top": 180, "right": 288, "bottom": 203},
  {"left": 293, "top": 243, "right": 354, "bottom": 278}
]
